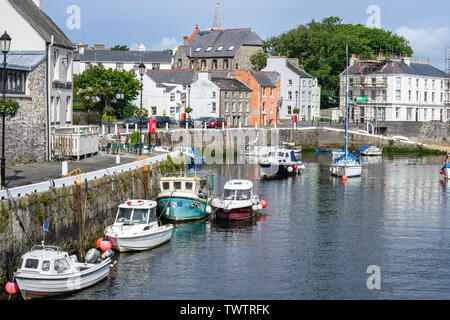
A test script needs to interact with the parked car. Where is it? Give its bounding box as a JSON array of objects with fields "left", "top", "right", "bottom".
[
  {"left": 194, "top": 117, "right": 213, "bottom": 128},
  {"left": 153, "top": 116, "right": 172, "bottom": 128},
  {"left": 180, "top": 118, "right": 195, "bottom": 128},
  {"left": 205, "top": 117, "right": 227, "bottom": 129},
  {"left": 123, "top": 117, "right": 149, "bottom": 128}
]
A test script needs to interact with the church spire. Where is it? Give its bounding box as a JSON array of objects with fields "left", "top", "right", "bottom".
[{"left": 212, "top": 2, "right": 222, "bottom": 30}]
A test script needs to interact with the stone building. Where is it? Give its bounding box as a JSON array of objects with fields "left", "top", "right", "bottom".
[
  {"left": 0, "top": 0, "right": 75, "bottom": 163},
  {"left": 172, "top": 2, "right": 263, "bottom": 72},
  {"left": 340, "top": 54, "right": 450, "bottom": 123},
  {"left": 211, "top": 78, "right": 252, "bottom": 127}
]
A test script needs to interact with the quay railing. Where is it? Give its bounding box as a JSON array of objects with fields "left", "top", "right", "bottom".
[{"left": 0, "top": 151, "right": 180, "bottom": 201}]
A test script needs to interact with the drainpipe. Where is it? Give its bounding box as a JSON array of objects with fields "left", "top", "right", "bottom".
[{"left": 46, "top": 35, "right": 54, "bottom": 161}]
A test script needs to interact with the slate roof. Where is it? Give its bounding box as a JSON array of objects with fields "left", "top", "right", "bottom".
[
  {"left": 251, "top": 71, "right": 280, "bottom": 88},
  {"left": 7, "top": 0, "right": 73, "bottom": 49},
  {"left": 146, "top": 70, "right": 195, "bottom": 86},
  {"left": 80, "top": 50, "right": 172, "bottom": 64},
  {"left": 345, "top": 60, "right": 448, "bottom": 78},
  {"left": 286, "top": 61, "right": 313, "bottom": 79},
  {"left": 211, "top": 78, "right": 252, "bottom": 91},
  {"left": 183, "top": 28, "right": 263, "bottom": 58},
  {"left": 5, "top": 51, "right": 46, "bottom": 71}
]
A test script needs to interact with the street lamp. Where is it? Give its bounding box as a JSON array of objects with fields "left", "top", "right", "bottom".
[
  {"left": 1, "top": 31, "right": 11, "bottom": 189},
  {"left": 138, "top": 62, "right": 146, "bottom": 155}
]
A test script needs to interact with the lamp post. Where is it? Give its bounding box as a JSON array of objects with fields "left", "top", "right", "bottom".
[
  {"left": 1, "top": 31, "right": 11, "bottom": 189},
  {"left": 187, "top": 84, "right": 191, "bottom": 120},
  {"left": 138, "top": 63, "right": 146, "bottom": 155}
]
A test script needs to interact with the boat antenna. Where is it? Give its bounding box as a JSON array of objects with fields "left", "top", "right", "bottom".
[{"left": 345, "top": 43, "right": 349, "bottom": 160}]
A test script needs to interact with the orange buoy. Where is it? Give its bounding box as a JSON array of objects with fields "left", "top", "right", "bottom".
[
  {"left": 96, "top": 237, "right": 103, "bottom": 248},
  {"left": 342, "top": 176, "right": 348, "bottom": 182},
  {"left": 260, "top": 200, "right": 268, "bottom": 209},
  {"left": 5, "top": 281, "right": 19, "bottom": 295},
  {"left": 99, "top": 238, "right": 112, "bottom": 252}
]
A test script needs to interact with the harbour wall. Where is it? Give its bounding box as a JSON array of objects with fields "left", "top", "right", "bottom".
[
  {"left": 0, "top": 159, "right": 179, "bottom": 289},
  {"left": 154, "top": 126, "right": 445, "bottom": 152}
]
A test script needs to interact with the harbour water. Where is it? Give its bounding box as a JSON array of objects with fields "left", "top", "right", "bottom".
[{"left": 66, "top": 153, "right": 449, "bottom": 300}]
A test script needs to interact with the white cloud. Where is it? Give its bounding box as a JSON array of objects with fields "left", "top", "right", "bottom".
[
  {"left": 395, "top": 26, "right": 450, "bottom": 59},
  {"left": 150, "top": 37, "right": 180, "bottom": 51}
]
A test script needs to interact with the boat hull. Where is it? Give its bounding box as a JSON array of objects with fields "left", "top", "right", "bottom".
[
  {"left": 330, "top": 164, "right": 362, "bottom": 177},
  {"left": 214, "top": 206, "right": 255, "bottom": 221},
  {"left": 259, "top": 163, "right": 298, "bottom": 177},
  {"left": 157, "top": 196, "right": 208, "bottom": 222},
  {"left": 107, "top": 226, "right": 173, "bottom": 253},
  {"left": 15, "top": 259, "right": 111, "bottom": 300}
]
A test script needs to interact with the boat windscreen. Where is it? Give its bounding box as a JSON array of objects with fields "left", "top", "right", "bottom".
[
  {"left": 132, "top": 209, "right": 149, "bottom": 224},
  {"left": 236, "top": 189, "right": 251, "bottom": 200},
  {"left": 224, "top": 189, "right": 236, "bottom": 200},
  {"left": 116, "top": 208, "right": 133, "bottom": 223}
]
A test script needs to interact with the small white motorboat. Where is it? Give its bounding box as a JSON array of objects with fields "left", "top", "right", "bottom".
[
  {"left": 282, "top": 142, "right": 302, "bottom": 156},
  {"left": 14, "top": 243, "right": 114, "bottom": 300},
  {"left": 209, "top": 180, "right": 266, "bottom": 221},
  {"left": 105, "top": 199, "right": 174, "bottom": 253},
  {"left": 355, "top": 145, "right": 383, "bottom": 156}
]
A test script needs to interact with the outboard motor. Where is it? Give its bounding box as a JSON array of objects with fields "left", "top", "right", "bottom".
[
  {"left": 101, "top": 249, "right": 114, "bottom": 260},
  {"left": 85, "top": 248, "right": 101, "bottom": 264}
]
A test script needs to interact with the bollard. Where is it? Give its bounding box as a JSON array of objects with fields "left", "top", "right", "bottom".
[
  {"left": 222, "top": 122, "right": 225, "bottom": 130},
  {"left": 186, "top": 122, "right": 189, "bottom": 130},
  {"left": 135, "top": 124, "right": 138, "bottom": 132},
  {"left": 102, "top": 125, "right": 105, "bottom": 135},
  {"left": 116, "top": 154, "right": 120, "bottom": 164},
  {"left": 62, "top": 161, "right": 68, "bottom": 176},
  {"left": 114, "top": 124, "right": 118, "bottom": 136},
  {"left": 126, "top": 124, "right": 129, "bottom": 134},
  {"left": 166, "top": 122, "right": 169, "bottom": 131}
]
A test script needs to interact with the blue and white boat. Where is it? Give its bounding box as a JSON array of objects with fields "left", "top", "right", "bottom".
[
  {"left": 258, "top": 148, "right": 305, "bottom": 179},
  {"left": 157, "top": 176, "right": 211, "bottom": 222},
  {"left": 354, "top": 145, "right": 382, "bottom": 156},
  {"left": 176, "top": 147, "right": 205, "bottom": 166},
  {"left": 440, "top": 152, "right": 450, "bottom": 178},
  {"left": 330, "top": 44, "right": 362, "bottom": 178}
]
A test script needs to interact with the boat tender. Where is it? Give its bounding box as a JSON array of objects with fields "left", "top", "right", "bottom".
[
  {"left": 258, "top": 148, "right": 305, "bottom": 179},
  {"left": 105, "top": 200, "right": 173, "bottom": 252}
]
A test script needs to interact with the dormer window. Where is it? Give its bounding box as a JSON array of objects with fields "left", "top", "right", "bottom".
[
  {"left": 195, "top": 47, "right": 202, "bottom": 52},
  {"left": 206, "top": 47, "right": 212, "bottom": 52},
  {"left": 217, "top": 46, "right": 223, "bottom": 51},
  {"left": 228, "top": 46, "right": 235, "bottom": 51}
]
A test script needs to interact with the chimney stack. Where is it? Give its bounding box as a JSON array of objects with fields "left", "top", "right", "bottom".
[
  {"left": 183, "top": 36, "right": 189, "bottom": 46},
  {"left": 350, "top": 54, "right": 358, "bottom": 66}
]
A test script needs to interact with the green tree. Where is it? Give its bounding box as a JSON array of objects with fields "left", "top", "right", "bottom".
[
  {"left": 250, "top": 51, "right": 268, "bottom": 71},
  {"left": 252, "top": 16, "right": 413, "bottom": 108},
  {"left": 111, "top": 45, "right": 129, "bottom": 51},
  {"left": 122, "top": 103, "right": 139, "bottom": 120},
  {"left": 0, "top": 100, "right": 20, "bottom": 118},
  {"left": 74, "top": 64, "right": 141, "bottom": 119}
]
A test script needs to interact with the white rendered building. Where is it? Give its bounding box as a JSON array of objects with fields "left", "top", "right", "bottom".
[{"left": 341, "top": 55, "right": 450, "bottom": 122}]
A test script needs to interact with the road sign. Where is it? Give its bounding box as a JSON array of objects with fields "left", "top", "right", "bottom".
[{"left": 356, "top": 96, "right": 367, "bottom": 103}]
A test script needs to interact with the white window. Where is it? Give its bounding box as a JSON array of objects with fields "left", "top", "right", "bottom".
[
  {"left": 151, "top": 106, "right": 157, "bottom": 115},
  {"left": 432, "top": 80, "right": 435, "bottom": 89},
  {"left": 212, "top": 91, "right": 216, "bottom": 99},
  {"left": 424, "top": 109, "right": 427, "bottom": 120},
  {"left": 396, "top": 77, "right": 402, "bottom": 88},
  {"left": 228, "top": 46, "right": 235, "bottom": 51},
  {"left": 206, "top": 47, "right": 212, "bottom": 52},
  {"left": 396, "top": 107, "right": 400, "bottom": 119},
  {"left": 217, "top": 46, "right": 223, "bottom": 51},
  {"left": 287, "top": 106, "right": 292, "bottom": 115},
  {"left": 170, "top": 93, "right": 175, "bottom": 101},
  {"left": 396, "top": 90, "right": 401, "bottom": 101},
  {"left": 212, "top": 102, "right": 216, "bottom": 113},
  {"left": 288, "top": 79, "right": 292, "bottom": 86},
  {"left": 432, "top": 92, "right": 435, "bottom": 103},
  {"left": 424, "top": 79, "right": 428, "bottom": 88},
  {"left": 407, "top": 108, "right": 412, "bottom": 121},
  {"left": 424, "top": 91, "right": 428, "bottom": 102},
  {"left": 288, "top": 91, "right": 292, "bottom": 99}
]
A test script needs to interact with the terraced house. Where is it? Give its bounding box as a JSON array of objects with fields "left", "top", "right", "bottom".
[{"left": 0, "top": 0, "right": 74, "bottom": 163}]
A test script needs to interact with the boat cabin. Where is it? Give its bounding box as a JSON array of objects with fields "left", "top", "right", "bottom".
[
  {"left": 114, "top": 200, "right": 157, "bottom": 225},
  {"left": 17, "top": 246, "right": 77, "bottom": 276},
  {"left": 160, "top": 177, "right": 204, "bottom": 196},
  {"left": 266, "top": 149, "right": 298, "bottom": 163},
  {"left": 223, "top": 180, "right": 254, "bottom": 201}
]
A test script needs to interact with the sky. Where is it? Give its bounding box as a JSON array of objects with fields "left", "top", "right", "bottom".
[{"left": 43, "top": 0, "right": 450, "bottom": 70}]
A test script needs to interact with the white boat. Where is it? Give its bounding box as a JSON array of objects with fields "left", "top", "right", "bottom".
[
  {"left": 14, "top": 243, "right": 114, "bottom": 300},
  {"left": 281, "top": 142, "right": 302, "bottom": 156},
  {"left": 105, "top": 200, "right": 174, "bottom": 253},
  {"left": 258, "top": 148, "right": 305, "bottom": 179},
  {"left": 209, "top": 180, "right": 265, "bottom": 221},
  {"left": 330, "top": 44, "right": 362, "bottom": 178},
  {"left": 355, "top": 145, "right": 383, "bottom": 156},
  {"left": 441, "top": 152, "right": 450, "bottom": 178}
]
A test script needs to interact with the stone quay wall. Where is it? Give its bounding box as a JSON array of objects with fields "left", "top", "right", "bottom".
[{"left": 0, "top": 159, "right": 169, "bottom": 287}]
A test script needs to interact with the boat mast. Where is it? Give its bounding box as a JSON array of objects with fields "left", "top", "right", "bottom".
[{"left": 344, "top": 43, "right": 349, "bottom": 159}]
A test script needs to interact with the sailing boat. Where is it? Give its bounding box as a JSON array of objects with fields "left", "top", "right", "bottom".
[{"left": 330, "top": 44, "right": 362, "bottom": 178}]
